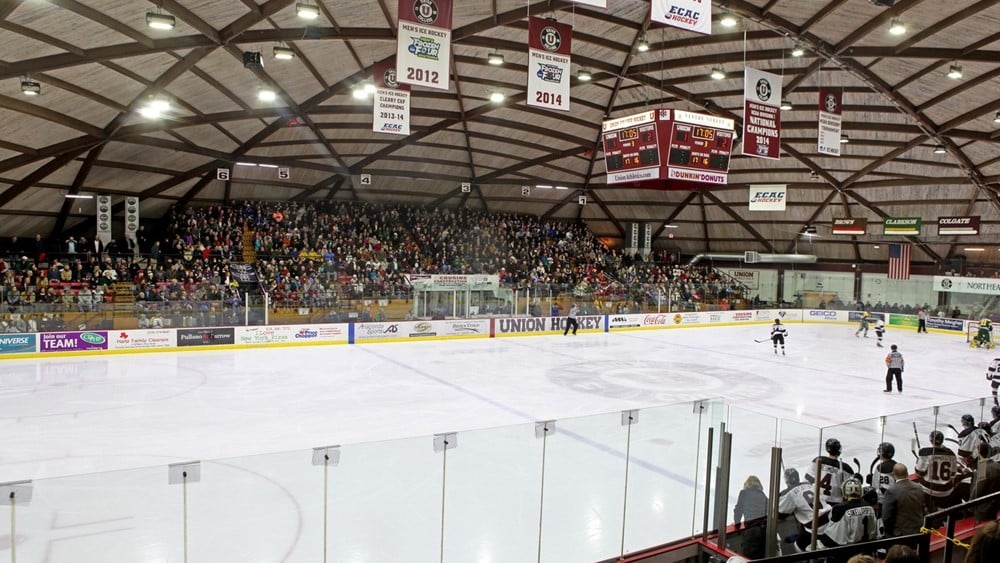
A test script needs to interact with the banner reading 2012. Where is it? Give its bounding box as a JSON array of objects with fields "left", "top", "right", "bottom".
[
  {"left": 527, "top": 17, "right": 572, "bottom": 112},
  {"left": 396, "top": 0, "right": 452, "bottom": 91}
]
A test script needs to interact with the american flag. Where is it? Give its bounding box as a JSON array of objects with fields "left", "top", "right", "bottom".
[{"left": 887, "top": 243, "right": 911, "bottom": 280}]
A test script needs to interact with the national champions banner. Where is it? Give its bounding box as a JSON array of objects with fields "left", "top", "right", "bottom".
[
  {"left": 742, "top": 67, "right": 782, "bottom": 160},
  {"left": 373, "top": 57, "right": 411, "bottom": 135},
  {"left": 748, "top": 184, "right": 786, "bottom": 211},
  {"left": 651, "top": 1, "right": 711, "bottom": 35},
  {"left": 817, "top": 87, "right": 842, "bottom": 156},
  {"left": 527, "top": 17, "right": 572, "bottom": 112},
  {"left": 396, "top": 0, "right": 452, "bottom": 91}
]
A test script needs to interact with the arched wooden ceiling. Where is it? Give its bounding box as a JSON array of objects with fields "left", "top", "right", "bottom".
[{"left": 1, "top": 0, "right": 998, "bottom": 265}]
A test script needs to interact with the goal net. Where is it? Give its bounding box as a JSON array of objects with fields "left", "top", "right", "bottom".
[{"left": 967, "top": 322, "right": 999, "bottom": 345}]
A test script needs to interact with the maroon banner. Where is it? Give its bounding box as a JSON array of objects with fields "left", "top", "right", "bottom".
[
  {"left": 374, "top": 57, "right": 409, "bottom": 90},
  {"left": 528, "top": 17, "right": 572, "bottom": 54},
  {"left": 398, "top": 0, "right": 452, "bottom": 28},
  {"left": 937, "top": 216, "right": 980, "bottom": 236}
]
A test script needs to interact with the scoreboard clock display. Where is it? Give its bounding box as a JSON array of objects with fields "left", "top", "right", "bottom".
[
  {"left": 668, "top": 123, "right": 733, "bottom": 172},
  {"left": 603, "top": 122, "right": 660, "bottom": 176}
]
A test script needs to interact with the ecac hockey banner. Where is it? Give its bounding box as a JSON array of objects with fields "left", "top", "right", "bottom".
[
  {"left": 748, "top": 184, "right": 786, "bottom": 211},
  {"left": 742, "top": 67, "right": 782, "bottom": 160},
  {"left": 396, "top": 0, "right": 452, "bottom": 91},
  {"left": 373, "top": 57, "right": 411, "bottom": 135},
  {"left": 527, "top": 17, "right": 572, "bottom": 112},
  {"left": 651, "top": 1, "right": 712, "bottom": 35},
  {"left": 817, "top": 87, "right": 842, "bottom": 156}
]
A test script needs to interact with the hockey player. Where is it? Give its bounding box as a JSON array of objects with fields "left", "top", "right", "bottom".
[
  {"left": 819, "top": 479, "right": 879, "bottom": 548},
  {"left": 771, "top": 318, "right": 788, "bottom": 355},
  {"left": 805, "top": 438, "right": 856, "bottom": 506},
  {"left": 874, "top": 319, "right": 886, "bottom": 348},
  {"left": 883, "top": 344, "right": 904, "bottom": 393},
  {"left": 987, "top": 358, "right": 1000, "bottom": 406},
  {"left": 972, "top": 318, "right": 995, "bottom": 349},
  {"left": 914, "top": 430, "right": 963, "bottom": 508},
  {"left": 956, "top": 414, "right": 990, "bottom": 467},
  {"left": 867, "top": 442, "right": 897, "bottom": 503},
  {"left": 855, "top": 311, "right": 871, "bottom": 338},
  {"left": 778, "top": 468, "right": 832, "bottom": 553}
]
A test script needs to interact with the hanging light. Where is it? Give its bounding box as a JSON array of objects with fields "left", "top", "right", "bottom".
[
  {"left": 489, "top": 91, "right": 505, "bottom": 103},
  {"left": 710, "top": 67, "right": 726, "bottom": 80},
  {"left": 840, "top": 133, "right": 850, "bottom": 144},
  {"left": 933, "top": 144, "right": 947, "bottom": 154},
  {"left": 296, "top": 2, "right": 320, "bottom": 19},
  {"left": 994, "top": 111, "right": 1000, "bottom": 123},
  {"left": 720, "top": 13, "right": 738, "bottom": 28},
  {"left": 273, "top": 46, "right": 295, "bottom": 60},
  {"left": 780, "top": 99, "right": 793, "bottom": 110},
  {"left": 791, "top": 44, "right": 805, "bottom": 57},
  {"left": 809, "top": 170, "right": 819, "bottom": 179},
  {"left": 577, "top": 68, "right": 592, "bottom": 82},
  {"left": 146, "top": 11, "right": 176, "bottom": 30},
  {"left": 888, "top": 18, "right": 906, "bottom": 35},
  {"left": 20, "top": 76, "right": 40, "bottom": 96},
  {"left": 946, "top": 63, "right": 963, "bottom": 79},
  {"left": 351, "top": 85, "right": 369, "bottom": 100},
  {"left": 487, "top": 51, "right": 504, "bottom": 65},
  {"left": 258, "top": 87, "right": 276, "bottom": 102},
  {"left": 637, "top": 36, "right": 650, "bottom": 52}
]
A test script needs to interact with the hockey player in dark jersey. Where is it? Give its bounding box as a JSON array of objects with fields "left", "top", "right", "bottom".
[
  {"left": 819, "top": 479, "right": 879, "bottom": 548},
  {"left": 874, "top": 319, "right": 886, "bottom": 348},
  {"left": 855, "top": 311, "right": 871, "bottom": 338},
  {"left": 914, "top": 430, "right": 968, "bottom": 509},
  {"left": 771, "top": 319, "right": 787, "bottom": 355},
  {"left": 987, "top": 358, "right": 1000, "bottom": 406},
  {"left": 972, "top": 318, "right": 995, "bottom": 349},
  {"left": 805, "top": 438, "right": 856, "bottom": 505},
  {"left": 867, "top": 442, "right": 897, "bottom": 503}
]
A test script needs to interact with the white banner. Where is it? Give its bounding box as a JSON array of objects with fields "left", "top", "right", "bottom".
[
  {"left": 933, "top": 276, "right": 1000, "bottom": 296},
  {"left": 373, "top": 87, "right": 411, "bottom": 135},
  {"left": 742, "top": 67, "right": 782, "bottom": 160},
  {"left": 748, "top": 184, "right": 787, "bottom": 211},
  {"left": 571, "top": 0, "right": 606, "bottom": 6},
  {"left": 396, "top": 0, "right": 452, "bottom": 91},
  {"left": 817, "top": 87, "right": 842, "bottom": 156},
  {"left": 650, "top": 0, "right": 711, "bottom": 35},
  {"left": 527, "top": 18, "right": 571, "bottom": 112},
  {"left": 96, "top": 195, "right": 112, "bottom": 245}
]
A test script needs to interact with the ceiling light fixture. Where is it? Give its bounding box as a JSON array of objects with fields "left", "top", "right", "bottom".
[
  {"left": 873, "top": 245, "right": 880, "bottom": 249},
  {"left": 809, "top": 170, "right": 819, "bottom": 179},
  {"left": 804, "top": 225, "right": 818, "bottom": 236},
  {"left": 487, "top": 51, "right": 504, "bottom": 65},
  {"left": 791, "top": 44, "right": 805, "bottom": 57},
  {"left": 489, "top": 91, "right": 505, "bottom": 103},
  {"left": 258, "top": 87, "right": 277, "bottom": 102},
  {"left": 946, "top": 63, "right": 963, "bottom": 79},
  {"left": 721, "top": 13, "right": 738, "bottom": 28},
  {"left": 352, "top": 85, "right": 369, "bottom": 100},
  {"left": 273, "top": 46, "right": 295, "bottom": 60},
  {"left": 296, "top": 2, "right": 320, "bottom": 19},
  {"left": 933, "top": 144, "right": 946, "bottom": 154},
  {"left": 964, "top": 248, "right": 985, "bottom": 252},
  {"left": 20, "top": 76, "right": 40, "bottom": 96},
  {"left": 577, "top": 68, "right": 592, "bottom": 81},
  {"left": 840, "top": 133, "right": 850, "bottom": 144},
  {"left": 994, "top": 111, "right": 1000, "bottom": 123},
  {"left": 888, "top": 17, "right": 906, "bottom": 35},
  {"left": 146, "top": 11, "right": 176, "bottom": 30},
  {"left": 780, "top": 99, "right": 792, "bottom": 110},
  {"left": 64, "top": 194, "right": 94, "bottom": 199},
  {"left": 637, "top": 36, "right": 650, "bottom": 52},
  {"left": 710, "top": 67, "right": 726, "bottom": 80}
]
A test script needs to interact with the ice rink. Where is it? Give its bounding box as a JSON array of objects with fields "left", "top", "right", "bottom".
[{"left": 0, "top": 321, "right": 995, "bottom": 562}]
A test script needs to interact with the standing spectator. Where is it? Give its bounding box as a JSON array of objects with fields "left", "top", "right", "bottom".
[
  {"left": 964, "top": 520, "right": 1000, "bottom": 563},
  {"left": 973, "top": 443, "right": 1000, "bottom": 523},
  {"left": 884, "top": 344, "right": 904, "bottom": 393},
  {"left": 33, "top": 233, "right": 45, "bottom": 261},
  {"left": 882, "top": 463, "right": 928, "bottom": 537},
  {"left": 733, "top": 475, "right": 768, "bottom": 559},
  {"left": 66, "top": 236, "right": 76, "bottom": 254},
  {"left": 563, "top": 302, "right": 579, "bottom": 336},
  {"left": 917, "top": 307, "right": 928, "bottom": 333}
]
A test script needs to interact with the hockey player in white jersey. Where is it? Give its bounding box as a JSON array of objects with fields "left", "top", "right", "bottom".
[
  {"left": 771, "top": 319, "right": 788, "bottom": 355},
  {"left": 805, "top": 438, "right": 855, "bottom": 505},
  {"left": 778, "top": 468, "right": 832, "bottom": 552},
  {"left": 987, "top": 358, "right": 1000, "bottom": 406},
  {"left": 867, "top": 442, "right": 897, "bottom": 503},
  {"left": 819, "top": 479, "right": 879, "bottom": 548},
  {"left": 956, "top": 414, "right": 990, "bottom": 467},
  {"left": 874, "top": 319, "right": 886, "bottom": 348}
]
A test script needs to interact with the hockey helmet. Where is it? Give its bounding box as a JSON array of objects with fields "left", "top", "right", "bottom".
[
  {"left": 930, "top": 430, "right": 945, "bottom": 447},
  {"left": 774, "top": 318, "right": 781, "bottom": 325},
  {"left": 877, "top": 442, "right": 895, "bottom": 459},
  {"left": 784, "top": 467, "right": 801, "bottom": 486},
  {"left": 825, "top": 438, "right": 842, "bottom": 457},
  {"left": 877, "top": 319, "right": 884, "bottom": 327},
  {"left": 842, "top": 479, "right": 863, "bottom": 500},
  {"left": 992, "top": 405, "right": 1000, "bottom": 420},
  {"left": 863, "top": 311, "right": 871, "bottom": 317},
  {"left": 962, "top": 414, "right": 975, "bottom": 428},
  {"left": 890, "top": 344, "right": 898, "bottom": 351}
]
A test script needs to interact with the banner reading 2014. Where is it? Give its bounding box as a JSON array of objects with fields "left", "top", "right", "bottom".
[
  {"left": 742, "top": 67, "right": 782, "bottom": 160},
  {"left": 396, "top": 0, "right": 452, "bottom": 91},
  {"left": 527, "top": 17, "right": 572, "bottom": 112}
]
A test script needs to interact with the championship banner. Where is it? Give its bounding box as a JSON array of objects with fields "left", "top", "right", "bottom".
[
  {"left": 883, "top": 217, "right": 921, "bottom": 236},
  {"left": 396, "top": 0, "right": 452, "bottom": 91},
  {"left": 817, "top": 87, "right": 842, "bottom": 156},
  {"left": 742, "top": 67, "right": 782, "bottom": 160},
  {"left": 373, "top": 58, "right": 411, "bottom": 135},
  {"left": 748, "top": 184, "right": 786, "bottom": 211},
  {"left": 527, "top": 17, "right": 572, "bottom": 112},
  {"left": 937, "top": 216, "right": 980, "bottom": 235},
  {"left": 831, "top": 217, "right": 866, "bottom": 235},
  {"left": 651, "top": 0, "right": 711, "bottom": 35},
  {"left": 96, "top": 195, "right": 112, "bottom": 244},
  {"left": 933, "top": 276, "right": 1000, "bottom": 296}
]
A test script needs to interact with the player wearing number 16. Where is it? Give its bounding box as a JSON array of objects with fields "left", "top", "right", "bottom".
[{"left": 914, "top": 430, "right": 960, "bottom": 508}]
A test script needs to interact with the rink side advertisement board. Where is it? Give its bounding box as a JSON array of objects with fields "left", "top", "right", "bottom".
[
  {"left": 40, "top": 331, "right": 109, "bottom": 353},
  {"left": 109, "top": 329, "right": 175, "bottom": 350},
  {"left": 494, "top": 315, "right": 603, "bottom": 336},
  {"left": 602, "top": 109, "right": 734, "bottom": 187},
  {"left": 236, "top": 325, "right": 347, "bottom": 345},
  {"left": 0, "top": 333, "right": 36, "bottom": 354},
  {"left": 177, "top": 327, "right": 235, "bottom": 347}
]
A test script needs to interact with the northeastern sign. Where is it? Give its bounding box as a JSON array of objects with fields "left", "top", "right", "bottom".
[{"left": 937, "top": 216, "right": 980, "bottom": 236}]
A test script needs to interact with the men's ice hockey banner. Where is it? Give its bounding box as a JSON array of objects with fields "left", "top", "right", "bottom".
[
  {"left": 887, "top": 243, "right": 911, "bottom": 280},
  {"left": 527, "top": 18, "right": 572, "bottom": 112},
  {"left": 571, "top": 0, "right": 606, "bottom": 7},
  {"left": 742, "top": 67, "right": 782, "bottom": 160},
  {"left": 96, "top": 195, "right": 112, "bottom": 244},
  {"left": 373, "top": 58, "right": 411, "bottom": 135},
  {"left": 831, "top": 217, "right": 867, "bottom": 235},
  {"left": 937, "top": 216, "right": 980, "bottom": 236},
  {"left": 651, "top": 0, "right": 712, "bottom": 35},
  {"left": 396, "top": 0, "right": 452, "bottom": 91},
  {"left": 817, "top": 87, "right": 842, "bottom": 156},
  {"left": 883, "top": 217, "right": 921, "bottom": 236},
  {"left": 748, "top": 184, "right": 786, "bottom": 211},
  {"left": 124, "top": 196, "right": 139, "bottom": 251}
]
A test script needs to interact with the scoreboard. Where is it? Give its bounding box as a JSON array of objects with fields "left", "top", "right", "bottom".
[{"left": 603, "top": 109, "right": 735, "bottom": 187}]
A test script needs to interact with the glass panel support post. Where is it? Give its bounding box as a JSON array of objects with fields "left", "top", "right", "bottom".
[
  {"left": 0, "top": 481, "right": 33, "bottom": 563},
  {"left": 312, "top": 446, "right": 341, "bottom": 563},
  {"left": 168, "top": 461, "right": 201, "bottom": 563}
]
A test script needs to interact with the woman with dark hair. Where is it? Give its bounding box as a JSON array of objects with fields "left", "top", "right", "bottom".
[{"left": 965, "top": 520, "right": 1000, "bottom": 563}]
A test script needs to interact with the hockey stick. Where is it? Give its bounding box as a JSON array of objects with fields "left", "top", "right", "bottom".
[
  {"left": 947, "top": 423, "right": 960, "bottom": 436},
  {"left": 852, "top": 457, "right": 862, "bottom": 475},
  {"left": 912, "top": 422, "right": 921, "bottom": 459},
  {"left": 754, "top": 338, "right": 770, "bottom": 343}
]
